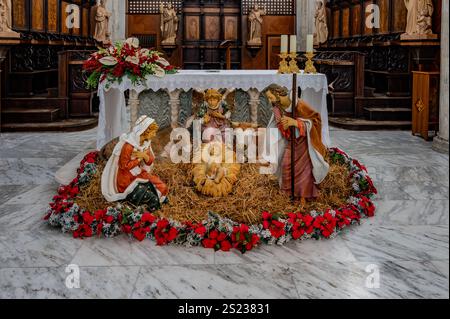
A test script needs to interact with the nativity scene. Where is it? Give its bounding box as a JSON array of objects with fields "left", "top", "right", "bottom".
[{"left": 0, "top": 0, "right": 448, "bottom": 300}]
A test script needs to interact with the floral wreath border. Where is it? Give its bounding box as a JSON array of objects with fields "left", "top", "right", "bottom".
[{"left": 44, "top": 148, "right": 378, "bottom": 254}]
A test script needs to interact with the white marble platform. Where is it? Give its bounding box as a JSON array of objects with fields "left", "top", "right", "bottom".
[{"left": 0, "top": 128, "right": 448, "bottom": 299}]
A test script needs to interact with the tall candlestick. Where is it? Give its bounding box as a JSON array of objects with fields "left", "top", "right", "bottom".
[
  {"left": 290, "top": 35, "right": 297, "bottom": 53},
  {"left": 306, "top": 34, "right": 314, "bottom": 53},
  {"left": 280, "top": 35, "right": 288, "bottom": 53}
]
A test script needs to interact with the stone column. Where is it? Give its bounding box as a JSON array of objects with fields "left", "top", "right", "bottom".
[
  {"left": 128, "top": 89, "right": 140, "bottom": 127},
  {"left": 296, "top": 0, "right": 316, "bottom": 52},
  {"left": 167, "top": 89, "right": 182, "bottom": 128},
  {"left": 433, "top": 0, "right": 449, "bottom": 153},
  {"left": 248, "top": 88, "right": 260, "bottom": 124}
]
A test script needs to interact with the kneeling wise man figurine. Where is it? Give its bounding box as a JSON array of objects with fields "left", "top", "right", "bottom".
[
  {"left": 264, "top": 84, "right": 329, "bottom": 206},
  {"left": 102, "top": 116, "right": 168, "bottom": 210}
]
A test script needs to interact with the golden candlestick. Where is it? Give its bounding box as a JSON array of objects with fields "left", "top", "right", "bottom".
[
  {"left": 304, "top": 52, "right": 317, "bottom": 74},
  {"left": 288, "top": 52, "right": 300, "bottom": 73},
  {"left": 278, "top": 52, "right": 290, "bottom": 74}
]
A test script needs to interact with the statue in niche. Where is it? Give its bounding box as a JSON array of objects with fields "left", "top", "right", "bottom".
[
  {"left": 247, "top": 4, "right": 266, "bottom": 46},
  {"left": 160, "top": 2, "right": 178, "bottom": 45},
  {"left": 102, "top": 116, "right": 169, "bottom": 210},
  {"left": 416, "top": 0, "right": 434, "bottom": 34},
  {"left": 94, "top": 0, "right": 111, "bottom": 43},
  {"left": 403, "top": 0, "right": 435, "bottom": 37},
  {"left": 314, "top": 0, "right": 329, "bottom": 45},
  {"left": 0, "top": 0, "right": 19, "bottom": 36}
]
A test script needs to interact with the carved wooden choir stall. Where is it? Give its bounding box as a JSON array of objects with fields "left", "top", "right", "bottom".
[
  {"left": 314, "top": 0, "right": 441, "bottom": 130},
  {"left": 0, "top": 0, "right": 104, "bottom": 132}
]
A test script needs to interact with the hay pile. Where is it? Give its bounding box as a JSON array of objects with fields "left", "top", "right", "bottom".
[{"left": 77, "top": 157, "right": 353, "bottom": 225}]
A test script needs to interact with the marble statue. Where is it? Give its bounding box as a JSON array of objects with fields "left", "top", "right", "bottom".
[
  {"left": 247, "top": 4, "right": 266, "bottom": 46},
  {"left": 160, "top": 2, "right": 178, "bottom": 45},
  {"left": 0, "top": 0, "right": 18, "bottom": 36},
  {"left": 101, "top": 116, "right": 168, "bottom": 210},
  {"left": 94, "top": 0, "right": 111, "bottom": 43},
  {"left": 263, "top": 84, "right": 329, "bottom": 206},
  {"left": 314, "top": 0, "right": 329, "bottom": 45},
  {"left": 404, "top": 0, "right": 435, "bottom": 36}
]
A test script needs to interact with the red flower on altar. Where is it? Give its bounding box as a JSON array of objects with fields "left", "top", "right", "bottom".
[
  {"left": 312, "top": 211, "right": 337, "bottom": 238},
  {"left": 154, "top": 219, "right": 178, "bottom": 246},
  {"left": 288, "top": 213, "right": 314, "bottom": 240}
]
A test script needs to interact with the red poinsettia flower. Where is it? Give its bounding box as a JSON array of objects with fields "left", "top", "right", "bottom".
[
  {"left": 73, "top": 224, "right": 93, "bottom": 239},
  {"left": 132, "top": 228, "right": 147, "bottom": 242},
  {"left": 288, "top": 213, "right": 314, "bottom": 240},
  {"left": 231, "top": 224, "right": 259, "bottom": 253},
  {"left": 359, "top": 196, "right": 376, "bottom": 217},
  {"left": 154, "top": 219, "right": 178, "bottom": 246},
  {"left": 141, "top": 212, "right": 157, "bottom": 224},
  {"left": 82, "top": 211, "right": 94, "bottom": 226},
  {"left": 194, "top": 225, "right": 207, "bottom": 236},
  {"left": 312, "top": 211, "right": 337, "bottom": 238}
]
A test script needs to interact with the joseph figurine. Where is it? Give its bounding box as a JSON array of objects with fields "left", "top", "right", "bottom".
[{"left": 263, "top": 84, "right": 329, "bottom": 206}]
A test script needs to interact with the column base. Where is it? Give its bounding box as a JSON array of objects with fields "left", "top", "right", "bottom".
[{"left": 432, "top": 135, "right": 449, "bottom": 154}]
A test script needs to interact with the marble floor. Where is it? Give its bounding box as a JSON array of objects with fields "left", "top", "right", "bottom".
[{"left": 0, "top": 127, "right": 448, "bottom": 299}]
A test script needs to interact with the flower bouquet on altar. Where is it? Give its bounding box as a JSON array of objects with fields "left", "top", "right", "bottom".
[{"left": 83, "top": 37, "right": 178, "bottom": 90}]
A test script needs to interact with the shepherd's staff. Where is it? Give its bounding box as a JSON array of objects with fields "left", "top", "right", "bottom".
[{"left": 290, "top": 73, "right": 298, "bottom": 201}]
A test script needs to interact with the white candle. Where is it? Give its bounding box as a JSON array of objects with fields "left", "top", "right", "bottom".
[
  {"left": 306, "top": 34, "right": 314, "bottom": 53},
  {"left": 280, "top": 35, "right": 288, "bottom": 54},
  {"left": 290, "top": 35, "right": 297, "bottom": 53}
]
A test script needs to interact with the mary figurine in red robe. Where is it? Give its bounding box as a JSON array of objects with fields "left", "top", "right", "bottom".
[{"left": 101, "top": 115, "right": 168, "bottom": 210}]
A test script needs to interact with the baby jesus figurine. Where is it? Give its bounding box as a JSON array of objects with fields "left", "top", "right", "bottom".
[
  {"left": 263, "top": 84, "right": 329, "bottom": 206},
  {"left": 102, "top": 116, "right": 168, "bottom": 209}
]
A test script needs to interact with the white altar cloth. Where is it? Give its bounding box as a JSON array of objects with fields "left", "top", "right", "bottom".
[{"left": 97, "top": 70, "right": 330, "bottom": 149}]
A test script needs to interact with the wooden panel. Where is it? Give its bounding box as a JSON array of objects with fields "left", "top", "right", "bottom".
[
  {"left": 333, "top": 10, "right": 340, "bottom": 38},
  {"left": 47, "top": 0, "right": 59, "bottom": 32},
  {"left": 351, "top": 4, "right": 361, "bottom": 36},
  {"left": 32, "top": 0, "right": 45, "bottom": 31},
  {"left": 392, "top": 0, "right": 407, "bottom": 33},
  {"left": 364, "top": 0, "right": 373, "bottom": 35},
  {"left": 204, "top": 16, "right": 221, "bottom": 40},
  {"left": 342, "top": 7, "right": 350, "bottom": 38},
  {"left": 61, "top": 1, "right": 70, "bottom": 34},
  {"left": 82, "top": 8, "right": 89, "bottom": 37},
  {"left": 379, "top": 0, "right": 390, "bottom": 34},
  {"left": 12, "top": 0, "right": 28, "bottom": 29},
  {"left": 267, "top": 36, "right": 281, "bottom": 70},
  {"left": 224, "top": 16, "right": 238, "bottom": 40},
  {"left": 185, "top": 16, "right": 200, "bottom": 40}
]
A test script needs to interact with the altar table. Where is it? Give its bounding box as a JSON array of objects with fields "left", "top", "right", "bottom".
[{"left": 97, "top": 70, "right": 330, "bottom": 150}]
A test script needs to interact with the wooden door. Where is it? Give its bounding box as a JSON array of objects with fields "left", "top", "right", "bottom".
[{"left": 182, "top": 0, "right": 242, "bottom": 69}]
